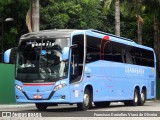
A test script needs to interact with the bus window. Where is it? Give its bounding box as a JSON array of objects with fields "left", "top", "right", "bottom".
[
  {"left": 16, "top": 38, "right": 69, "bottom": 83},
  {"left": 134, "top": 47, "right": 142, "bottom": 66},
  {"left": 86, "top": 36, "right": 100, "bottom": 63},
  {"left": 112, "top": 42, "right": 123, "bottom": 63},
  {"left": 103, "top": 41, "right": 112, "bottom": 61},
  {"left": 141, "top": 49, "right": 154, "bottom": 67},
  {"left": 126, "top": 51, "right": 133, "bottom": 64}
]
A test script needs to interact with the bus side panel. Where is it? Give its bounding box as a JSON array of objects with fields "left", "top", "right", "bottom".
[
  {"left": 84, "top": 61, "right": 155, "bottom": 102},
  {"left": 85, "top": 61, "right": 114, "bottom": 101},
  {"left": 84, "top": 61, "right": 135, "bottom": 102},
  {"left": 69, "top": 83, "right": 85, "bottom": 103},
  {"left": 143, "top": 66, "right": 156, "bottom": 99},
  {"left": 69, "top": 61, "right": 156, "bottom": 103}
]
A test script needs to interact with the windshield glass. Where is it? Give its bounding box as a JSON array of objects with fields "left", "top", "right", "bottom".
[{"left": 16, "top": 38, "right": 70, "bottom": 83}]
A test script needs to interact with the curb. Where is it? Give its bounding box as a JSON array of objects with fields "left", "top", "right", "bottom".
[{"left": 0, "top": 104, "right": 35, "bottom": 109}]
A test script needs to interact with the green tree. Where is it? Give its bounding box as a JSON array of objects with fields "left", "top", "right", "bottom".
[
  {"left": 0, "top": 0, "right": 29, "bottom": 50},
  {"left": 121, "top": 0, "right": 145, "bottom": 44},
  {"left": 40, "top": 0, "right": 102, "bottom": 30},
  {"left": 144, "top": 0, "right": 160, "bottom": 76}
]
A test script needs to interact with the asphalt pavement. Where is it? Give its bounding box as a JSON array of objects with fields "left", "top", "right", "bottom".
[
  {"left": 0, "top": 103, "right": 35, "bottom": 109},
  {"left": 0, "top": 100, "right": 160, "bottom": 120}
]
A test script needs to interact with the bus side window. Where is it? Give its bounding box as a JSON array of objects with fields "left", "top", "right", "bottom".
[
  {"left": 122, "top": 49, "right": 126, "bottom": 63},
  {"left": 126, "top": 52, "right": 133, "bottom": 64},
  {"left": 141, "top": 49, "right": 154, "bottom": 67},
  {"left": 86, "top": 35, "right": 100, "bottom": 63},
  {"left": 148, "top": 51, "right": 154, "bottom": 67},
  {"left": 112, "top": 42, "right": 123, "bottom": 63},
  {"left": 104, "top": 41, "right": 112, "bottom": 61},
  {"left": 134, "top": 48, "right": 142, "bottom": 66}
]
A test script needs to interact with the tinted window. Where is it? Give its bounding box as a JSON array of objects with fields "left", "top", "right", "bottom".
[
  {"left": 86, "top": 35, "right": 154, "bottom": 67},
  {"left": 112, "top": 42, "right": 123, "bottom": 63},
  {"left": 86, "top": 36, "right": 100, "bottom": 63},
  {"left": 103, "top": 41, "right": 112, "bottom": 61},
  {"left": 141, "top": 49, "right": 154, "bottom": 67}
]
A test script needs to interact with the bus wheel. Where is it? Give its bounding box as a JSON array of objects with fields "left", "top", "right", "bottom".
[
  {"left": 131, "top": 89, "right": 139, "bottom": 106},
  {"left": 138, "top": 89, "right": 146, "bottom": 106},
  {"left": 77, "top": 89, "right": 91, "bottom": 111},
  {"left": 35, "top": 103, "right": 48, "bottom": 110},
  {"left": 94, "top": 102, "right": 110, "bottom": 108}
]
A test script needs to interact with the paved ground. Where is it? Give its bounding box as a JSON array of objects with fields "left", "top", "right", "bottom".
[{"left": 0, "top": 100, "right": 160, "bottom": 120}]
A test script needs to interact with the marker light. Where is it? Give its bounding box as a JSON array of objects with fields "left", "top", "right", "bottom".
[
  {"left": 15, "top": 84, "right": 24, "bottom": 92},
  {"left": 53, "top": 83, "right": 67, "bottom": 92}
]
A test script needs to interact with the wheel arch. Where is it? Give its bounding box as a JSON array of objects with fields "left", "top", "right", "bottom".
[
  {"left": 84, "top": 84, "right": 93, "bottom": 101},
  {"left": 135, "top": 85, "right": 140, "bottom": 93}
]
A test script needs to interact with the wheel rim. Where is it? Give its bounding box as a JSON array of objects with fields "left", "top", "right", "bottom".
[
  {"left": 83, "top": 94, "right": 89, "bottom": 107},
  {"left": 141, "top": 92, "right": 145, "bottom": 102},
  {"left": 134, "top": 92, "right": 138, "bottom": 103}
]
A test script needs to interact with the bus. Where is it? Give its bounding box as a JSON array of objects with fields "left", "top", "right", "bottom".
[{"left": 4, "top": 29, "right": 156, "bottom": 111}]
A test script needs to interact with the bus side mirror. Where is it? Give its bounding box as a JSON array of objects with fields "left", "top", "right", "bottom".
[
  {"left": 62, "top": 44, "right": 78, "bottom": 62},
  {"left": 4, "top": 47, "right": 17, "bottom": 64},
  {"left": 4, "top": 49, "right": 11, "bottom": 63},
  {"left": 62, "top": 47, "right": 70, "bottom": 62}
]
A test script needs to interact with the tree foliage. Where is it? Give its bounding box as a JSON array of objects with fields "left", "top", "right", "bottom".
[
  {"left": 0, "top": 0, "right": 29, "bottom": 49},
  {"left": 40, "top": 0, "right": 102, "bottom": 30}
]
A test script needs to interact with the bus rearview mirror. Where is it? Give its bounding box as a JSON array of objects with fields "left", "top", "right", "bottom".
[
  {"left": 4, "top": 49, "right": 12, "bottom": 63},
  {"left": 62, "top": 44, "right": 78, "bottom": 61},
  {"left": 62, "top": 47, "right": 70, "bottom": 62},
  {"left": 4, "top": 47, "right": 17, "bottom": 64}
]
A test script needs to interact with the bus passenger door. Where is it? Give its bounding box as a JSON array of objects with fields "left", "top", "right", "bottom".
[{"left": 69, "top": 34, "right": 85, "bottom": 103}]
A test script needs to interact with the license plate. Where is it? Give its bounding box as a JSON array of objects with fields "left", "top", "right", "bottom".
[{"left": 33, "top": 95, "right": 43, "bottom": 99}]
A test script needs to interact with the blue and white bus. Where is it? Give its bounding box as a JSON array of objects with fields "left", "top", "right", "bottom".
[{"left": 4, "top": 29, "right": 156, "bottom": 110}]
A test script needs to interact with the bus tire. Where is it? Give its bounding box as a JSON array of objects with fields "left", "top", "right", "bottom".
[
  {"left": 131, "top": 89, "right": 139, "bottom": 106},
  {"left": 35, "top": 103, "right": 48, "bottom": 110},
  {"left": 94, "top": 101, "right": 110, "bottom": 108},
  {"left": 77, "top": 89, "right": 91, "bottom": 111},
  {"left": 138, "top": 89, "right": 146, "bottom": 106}
]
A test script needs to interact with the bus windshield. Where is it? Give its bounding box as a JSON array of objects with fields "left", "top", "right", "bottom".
[{"left": 16, "top": 38, "right": 70, "bottom": 83}]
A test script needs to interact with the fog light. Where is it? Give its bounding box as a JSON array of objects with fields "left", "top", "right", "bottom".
[{"left": 16, "top": 95, "right": 19, "bottom": 99}]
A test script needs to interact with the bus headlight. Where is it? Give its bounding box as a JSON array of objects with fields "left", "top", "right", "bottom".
[
  {"left": 53, "top": 83, "right": 67, "bottom": 92},
  {"left": 15, "top": 84, "right": 24, "bottom": 92}
]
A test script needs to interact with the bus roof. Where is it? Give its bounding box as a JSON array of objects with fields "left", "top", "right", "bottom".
[
  {"left": 20, "top": 29, "right": 154, "bottom": 51},
  {"left": 20, "top": 29, "right": 77, "bottom": 39}
]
